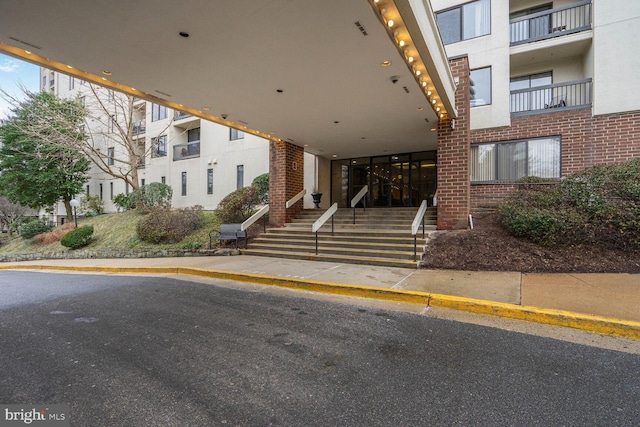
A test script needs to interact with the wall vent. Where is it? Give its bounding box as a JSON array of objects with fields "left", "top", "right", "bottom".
[
  {"left": 402, "top": 86, "right": 410, "bottom": 93},
  {"left": 354, "top": 21, "right": 368, "bottom": 36},
  {"left": 154, "top": 90, "right": 172, "bottom": 97},
  {"left": 9, "top": 36, "right": 41, "bottom": 50}
]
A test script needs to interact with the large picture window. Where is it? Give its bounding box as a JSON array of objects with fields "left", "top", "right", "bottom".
[
  {"left": 470, "top": 137, "right": 560, "bottom": 182},
  {"left": 436, "top": 0, "right": 490, "bottom": 45}
]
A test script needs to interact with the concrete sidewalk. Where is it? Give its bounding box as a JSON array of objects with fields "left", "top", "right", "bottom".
[{"left": 1, "top": 255, "right": 639, "bottom": 338}]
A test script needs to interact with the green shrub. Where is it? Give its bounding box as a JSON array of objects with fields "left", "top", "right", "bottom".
[
  {"left": 498, "top": 158, "right": 640, "bottom": 249},
  {"left": 135, "top": 182, "right": 173, "bottom": 212},
  {"left": 12, "top": 216, "right": 38, "bottom": 235},
  {"left": 136, "top": 206, "right": 203, "bottom": 244},
  {"left": 60, "top": 225, "right": 94, "bottom": 249},
  {"left": 215, "top": 186, "right": 259, "bottom": 223},
  {"left": 113, "top": 192, "right": 136, "bottom": 211},
  {"left": 19, "top": 218, "right": 53, "bottom": 239},
  {"left": 252, "top": 173, "right": 269, "bottom": 204}
]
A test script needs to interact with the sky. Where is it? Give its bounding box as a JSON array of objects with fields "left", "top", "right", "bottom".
[{"left": 0, "top": 53, "right": 40, "bottom": 120}]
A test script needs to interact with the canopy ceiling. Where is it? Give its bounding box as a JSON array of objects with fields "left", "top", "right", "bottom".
[{"left": 0, "top": 0, "right": 456, "bottom": 159}]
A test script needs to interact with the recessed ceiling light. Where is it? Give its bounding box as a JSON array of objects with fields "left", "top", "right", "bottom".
[
  {"left": 332, "top": 154, "right": 338, "bottom": 158},
  {"left": 431, "top": 128, "right": 437, "bottom": 132},
  {"left": 387, "top": 20, "right": 394, "bottom": 28},
  {"left": 202, "top": 107, "right": 210, "bottom": 111},
  {"left": 417, "top": 107, "right": 423, "bottom": 111},
  {"left": 381, "top": 60, "right": 391, "bottom": 67},
  {"left": 66, "top": 65, "right": 73, "bottom": 69},
  {"left": 179, "top": 32, "right": 189, "bottom": 38},
  {"left": 102, "top": 70, "right": 112, "bottom": 76},
  {"left": 24, "top": 50, "right": 31, "bottom": 54}
]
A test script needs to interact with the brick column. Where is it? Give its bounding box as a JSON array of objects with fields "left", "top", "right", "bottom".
[
  {"left": 269, "top": 140, "right": 304, "bottom": 226},
  {"left": 436, "top": 56, "right": 471, "bottom": 229}
]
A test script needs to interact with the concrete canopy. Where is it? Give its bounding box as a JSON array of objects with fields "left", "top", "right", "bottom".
[{"left": 0, "top": 0, "right": 456, "bottom": 160}]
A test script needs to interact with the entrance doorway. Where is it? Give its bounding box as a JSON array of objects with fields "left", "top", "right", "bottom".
[{"left": 331, "top": 151, "right": 437, "bottom": 208}]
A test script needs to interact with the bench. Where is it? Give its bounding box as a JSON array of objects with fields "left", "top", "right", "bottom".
[{"left": 209, "top": 223, "right": 247, "bottom": 249}]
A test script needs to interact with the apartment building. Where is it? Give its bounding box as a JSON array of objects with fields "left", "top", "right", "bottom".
[
  {"left": 431, "top": 0, "right": 640, "bottom": 209},
  {"left": 41, "top": 69, "right": 275, "bottom": 219}
]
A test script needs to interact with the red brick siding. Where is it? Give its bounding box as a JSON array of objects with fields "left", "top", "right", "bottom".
[
  {"left": 470, "top": 108, "right": 640, "bottom": 210},
  {"left": 436, "top": 56, "right": 471, "bottom": 229},
  {"left": 269, "top": 140, "right": 304, "bottom": 226}
]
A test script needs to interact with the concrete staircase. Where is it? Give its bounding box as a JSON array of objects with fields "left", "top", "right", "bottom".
[{"left": 242, "top": 207, "right": 437, "bottom": 268}]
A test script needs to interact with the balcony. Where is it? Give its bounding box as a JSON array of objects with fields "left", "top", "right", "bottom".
[
  {"left": 173, "top": 141, "right": 200, "bottom": 161},
  {"left": 174, "top": 111, "right": 192, "bottom": 120},
  {"left": 510, "top": 78, "right": 592, "bottom": 116},
  {"left": 132, "top": 120, "right": 146, "bottom": 136},
  {"left": 510, "top": 1, "right": 591, "bottom": 46}
]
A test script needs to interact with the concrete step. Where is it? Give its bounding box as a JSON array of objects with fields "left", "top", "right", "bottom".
[{"left": 241, "top": 248, "right": 419, "bottom": 269}]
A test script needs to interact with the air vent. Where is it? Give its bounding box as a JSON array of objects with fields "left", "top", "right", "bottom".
[
  {"left": 402, "top": 86, "right": 410, "bottom": 93},
  {"left": 9, "top": 36, "right": 41, "bottom": 50},
  {"left": 354, "top": 21, "right": 368, "bottom": 36},
  {"left": 238, "top": 120, "right": 249, "bottom": 125},
  {"left": 155, "top": 90, "right": 172, "bottom": 97}
]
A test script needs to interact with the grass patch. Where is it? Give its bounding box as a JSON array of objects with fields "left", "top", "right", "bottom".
[{"left": 0, "top": 210, "right": 222, "bottom": 254}]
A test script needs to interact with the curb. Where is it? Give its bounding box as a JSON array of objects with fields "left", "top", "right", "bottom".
[{"left": 2, "top": 263, "right": 639, "bottom": 340}]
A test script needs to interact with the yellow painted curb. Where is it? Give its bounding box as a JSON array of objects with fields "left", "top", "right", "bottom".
[{"left": 2, "top": 263, "right": 639, "bottom": 340}]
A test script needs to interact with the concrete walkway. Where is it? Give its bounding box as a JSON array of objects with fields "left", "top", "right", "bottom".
[{"left": 1, "top": 255, "right": 639, "bottom": 338}]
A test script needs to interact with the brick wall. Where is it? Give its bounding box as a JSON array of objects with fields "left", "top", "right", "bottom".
[
  {"left": 436, "top": 56, "right": 471, "bottom": 229},
  {"left": 469, "top": 108, "right": 640, "bottom": 209},
  {"left": 269, "top": 140, "right": 304, "bottom": 226}
]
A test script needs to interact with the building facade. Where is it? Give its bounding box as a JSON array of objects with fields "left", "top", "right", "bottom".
[{"left": 431, "top": 0, "right": 640, "bottom": 211}]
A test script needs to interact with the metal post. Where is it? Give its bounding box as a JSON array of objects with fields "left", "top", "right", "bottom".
[{"left": 73, "top": 206, "right": 77, "bottom": 229}]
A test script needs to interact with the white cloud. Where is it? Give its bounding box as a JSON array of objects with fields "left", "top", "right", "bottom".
[{"left": 0, "top": 59, "right": 20, "bottom": 73}]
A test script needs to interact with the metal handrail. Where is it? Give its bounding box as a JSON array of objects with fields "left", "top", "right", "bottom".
[
  {"left": 411, "top": 200, "right": 428, "bottom": 261},
  {"left": 286, "top": 189, "right": 306, "bottom": 209},
  {"left": 510, "top": 78, "right": 592, "bottom": 115},
  {"left": 350, "top": 185, "right": 368, "bottom": 224},
  {"left": 510, "top": 0, "right": 591, "bottom": 46},
  {"left": 312, "top": 203, "right": 338, "bottom": 254},
  {"left": 241, "top": 204, "right": 269, "bottom": 232}
]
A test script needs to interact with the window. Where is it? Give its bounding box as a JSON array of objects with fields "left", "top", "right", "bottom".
[
  {"left": 125, "top": 182, "right": 129, "bottom": 194},
  {"left": 107, "top": 147, "right": 115, "bottom": 166},
  {"left": 108, "top": 115, "right": 115, "bottom": 133},
  {"left": 207, "top": 168, "right": 213, "bottom": 195},
  {"left": 510, "top": 72, "right": 552, "bottom": 113},
  {"left": 237, "top": 165, "right": 244, "bottom": 189},
  {"left": 42, "top": 76, "right": 46, "bottom": 90},
  {"left": 182, "top": 172, "right": 187, "bottom": 196},
  {"left": 152, "top": 103, "right": 167, "bottom": 121},
  {"left": 161, "top": 176, "right": 166, "bottom": 184},
  {"left": 188, "top": 127, "right": 200, "bottom": 142},
  {"left": 110, "top": 182, "right": 114, "bottom": 200},
  {"left": 470, "top": 137, "right": 560, "bottom": 182},
  {"left": 470, "top": 67, "right": 491, "bottom": 107},
  {"left": 151, "top": 135, "right": 167, "bottom": 158},
  {"left": 436, "top": 0, "right": 490, "bottom": 45},
  {"left": 86, "top": 184, "right": 90, "bottom": 196},
  {"left": 230, "top": 128, "right": 244, "bottom": 141},
  {"left": 80, "top": 96, "right": 86, "bottom": 107},
  {"left": 69, "top": 76, "right": 75, "bottom": 90},
  {"left": 99, "top": 184, "right": 103, "bottom": 201},
  {"left": 141, "top": 178, "right": 146, "bottom": 187}
]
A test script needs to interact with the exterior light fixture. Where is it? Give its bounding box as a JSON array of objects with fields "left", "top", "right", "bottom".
[{"left": 387, "top": 20, "right": 394, "bottom": 28}]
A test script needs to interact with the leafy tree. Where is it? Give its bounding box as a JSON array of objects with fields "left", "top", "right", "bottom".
[{"left": 0, "top": 91, "right": 90, "bottom": 219}]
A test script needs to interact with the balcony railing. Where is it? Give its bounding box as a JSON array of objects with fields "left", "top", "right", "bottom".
[
  {"left": 173, "top": 141, "right": 200, "bottom": 161},
  {"left": 510, "top": 0, "right": 592, "bottom": 46},
  {"left": 132, "top": 120, "right": 146, "bottom": 136},
  {"left": 510, "top": 78, "right": 592, "bottom": 115},
  {"left": 174, "top": 111, "right": 192, "bottom": 120}
]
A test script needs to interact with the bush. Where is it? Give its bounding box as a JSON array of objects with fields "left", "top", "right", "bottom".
[
  {"left": 215, "top": 186, "right": 260, "bottom": 223},
  {"left": 498, "top": 158, "right": 640, "bottom": 249},
  {"left": 60, "top": 225, "right": 94, "bottom": 249},
  {"left": 19, "top": 218, "right": 53, "bottom": 239},
  {"left": 80, "top": 194, "right": 104, "bottom": 216},
  {"left": 135, "top": 182, "right": 173, "bottom": 212},
  {"left": 252, "top": 173, "right": 269, "bottom": 204},
  {"left": 113, "top": 193, "right": 136, "bottom": 211},
  {"left": 136, "top": 206, "right": 204, "bottom": 244}
]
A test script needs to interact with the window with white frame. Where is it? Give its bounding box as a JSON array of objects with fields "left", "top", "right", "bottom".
[
  {"left": 470, "top": 67, "right": 491, "bottom": 107},
  {"left": 107, "top": 147, "right": 115, "bottom": 166},
  {"left": 152, "top": 103, "right": 167, "bottom": 121},
  {"left": 470, "top": 136, "right": 560, "bottom": 182},
  {"left": 69, "top": 76, "right": 75, "bottom": 90},
  {"left": 436, "top": 0, "right": 491, "bottom": 45},
  {"left": 181, "top": 172, "right": 187, "bottom": 196}
]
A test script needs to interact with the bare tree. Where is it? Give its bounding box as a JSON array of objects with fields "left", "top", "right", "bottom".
[
  {"left": 0, "top": 196, "right": 33, "bottom": 237},
  {"left": 80, "top": 84, "right": 175, "bottom": 191}
]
